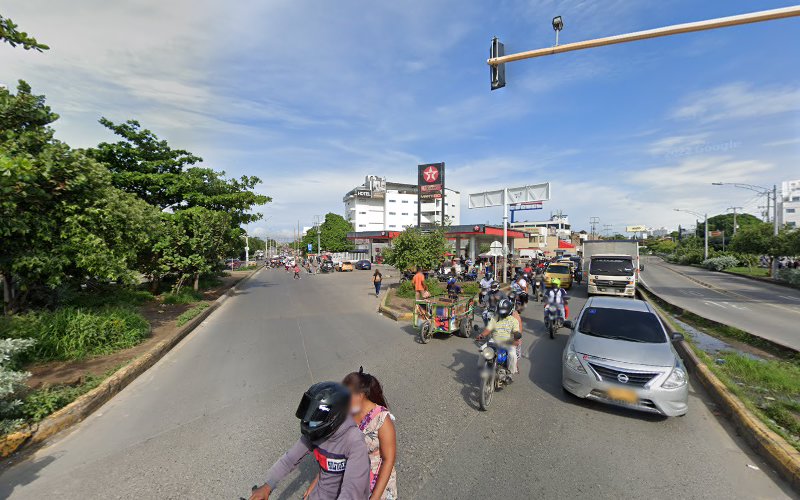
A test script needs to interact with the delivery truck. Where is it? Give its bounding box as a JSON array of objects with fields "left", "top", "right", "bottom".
[{"left": 582, "top": 240, "right": 641, "bottom": 298}]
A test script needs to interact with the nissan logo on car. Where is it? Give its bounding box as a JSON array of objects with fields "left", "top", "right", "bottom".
[{"left": 617, "top": 373, "right": 629, "bottom": 384}]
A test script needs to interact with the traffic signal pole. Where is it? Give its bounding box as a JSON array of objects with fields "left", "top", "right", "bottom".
[{"left": 488, "top": 6, "right": 800, "bottom": 68}]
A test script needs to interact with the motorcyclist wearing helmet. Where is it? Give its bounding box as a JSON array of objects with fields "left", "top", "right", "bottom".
[
  {"left": 543, "top": 278, "right": 569, "bottom": 321},
  {"left": 478, "top": 273, "right": 493, "bottom": 306},
  {"left": 476, "top": 298, "right": 522, "bottom": 375},
  {"left": 250, "top": 382, "right": 370, "bottom": 500}
]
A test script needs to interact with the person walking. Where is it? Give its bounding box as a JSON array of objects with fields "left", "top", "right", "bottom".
[{"left": 372, "top": 269, "right": 383, "bottom": 297}]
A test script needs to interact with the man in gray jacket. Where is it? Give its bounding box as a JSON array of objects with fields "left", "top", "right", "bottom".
[{"left": 250, "top": 382, "right": 370, "bottom": 500}]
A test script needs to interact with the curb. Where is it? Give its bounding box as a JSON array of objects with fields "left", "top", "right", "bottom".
[
  {"left": 378, "top": 285, "right": 413, "bottom": 321},
  {"left": 0, "top": 266, "right": 263, "bottom": 459},
  {"left": 638, "top": 283, "right": 800, "bottom": 491},
  {"left": 721, "top": 270, "right": 800, "bottom": 291}
]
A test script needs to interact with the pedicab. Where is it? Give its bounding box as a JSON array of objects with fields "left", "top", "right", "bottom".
[{"left": 413, "top": 293, "right": 476, "bottom": 344}]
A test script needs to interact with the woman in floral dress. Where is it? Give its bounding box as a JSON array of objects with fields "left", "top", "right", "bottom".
[{"left": 343, "top": 368, "right": 397, "bottom": 500}]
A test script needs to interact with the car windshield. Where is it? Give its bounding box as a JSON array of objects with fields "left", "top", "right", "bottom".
[
  {"left": 578, "top": 307, "right": 666, "bottom": 343},
  {"left": 547, "top": 265, "right": 570, "bottom": 274},
  {"left": 590, "top": 258, "right": 633, "bottom": 276}
]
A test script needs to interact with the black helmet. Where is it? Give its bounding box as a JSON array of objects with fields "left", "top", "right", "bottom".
[
  {"left": 507, "top": 291, "right": 518, "bottom": 303},
  {"left": 295, "top": 382, "right": 350, "bottom": 442},
  {"left": 497, "top": 298, "right": 513, "bottom": 318},
  {"left": 490, "top": 281, "right": 500, "bottom": 291}
]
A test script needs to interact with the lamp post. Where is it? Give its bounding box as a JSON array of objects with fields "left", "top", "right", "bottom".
[
  {"left": 552, "top": 16, "right": 564, "bottom": 46},
  {"left": 674, "top": 208, "right": 708, "bottom": 260},
  {"left": 712, "top": 182, "right": 779, "bottom": 275},
  {"left": 241, "top": 234, "right": 249, "bottom": 265}
]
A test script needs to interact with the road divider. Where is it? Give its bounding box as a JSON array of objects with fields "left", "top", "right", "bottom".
[
  {"left": 0, "top": 266, "right": 264, "bottom": 460},
  {"left": 638, "top": 282, "right": 800, "bottom": 491}
]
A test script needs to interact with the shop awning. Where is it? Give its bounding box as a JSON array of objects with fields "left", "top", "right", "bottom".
[{"left": 558, "top": 240, "right": 575, "bottom": 249}]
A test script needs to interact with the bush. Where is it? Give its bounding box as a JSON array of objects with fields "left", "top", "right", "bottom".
[
  {"left": 776, "top": 268, "right": 800, "bottom": 286},
  {"left": 0, "top": 338, "right": 36, "bottom": 434},
  {"left": 702, "top": 256, "right": 739, "bottom": 271},
  {"left": 162, "top": 288, "right": 203, "bottom": 304},
  {"left": 0, "top": 307, "right": 150, "bottom": 362},
  {"left": 17, "top": 374, "right": 104, "bottom": 422},
  {"left": 65, "top": 286, "right": 154, "bottom": 309},
  {"left": 461, "top": 282, "right": 480, "bottom": 297}
]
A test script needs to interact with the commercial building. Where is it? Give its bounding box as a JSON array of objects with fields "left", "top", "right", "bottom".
[
  {"left": 343, "top": 175, "right": 461, "bottom": 231},
  {"left": 778, "top": 179, "right": 800, "bottom": 229}
]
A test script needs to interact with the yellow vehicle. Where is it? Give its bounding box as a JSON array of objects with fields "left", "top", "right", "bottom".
[
  {"left": 339, "top": 261, "right": 354, "bottom": 272},
  {"left": 557, "top": 258, "right": 576, "bottom": 271},
  {"left": 544, "top": 263, "right": 573, "bottom": 289}
]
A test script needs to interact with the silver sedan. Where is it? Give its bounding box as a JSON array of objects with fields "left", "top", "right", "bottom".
[{"left": 561, "top": 296, "right": 689, "bottom": 417}]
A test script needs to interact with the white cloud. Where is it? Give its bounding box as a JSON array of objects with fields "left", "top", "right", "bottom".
[{"left": 671, "top": 82, "right": 800, "bottom": 123}]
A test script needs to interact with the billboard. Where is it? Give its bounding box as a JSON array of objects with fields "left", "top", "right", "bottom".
[
  {"left": 626, "top": 225, "right": 647, "bottom": 232},
  {"left": 418, "top": 162, "right": 445, "bottom": 227}
]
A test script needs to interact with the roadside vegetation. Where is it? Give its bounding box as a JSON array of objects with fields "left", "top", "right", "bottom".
[
  {"left": 0, "top": 32, "right": 271, "bottom": 437},
  {"left": 176, "top": 303, "right": 210, "bottom": 327}
]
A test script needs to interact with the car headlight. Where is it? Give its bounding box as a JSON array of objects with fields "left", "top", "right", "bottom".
[
  {"left": 661, "top": 367, "right": 687, "bottom": 389},
  {"left": 482, "top": 347, "right": 496, "bottom": 360},
  {"left": 565, "top": 344, "right": 586, "bottom": 374}
]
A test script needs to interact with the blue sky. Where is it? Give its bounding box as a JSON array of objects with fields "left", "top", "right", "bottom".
[{"left": 3, "top": 0, "right": 799, "bottom": 239}]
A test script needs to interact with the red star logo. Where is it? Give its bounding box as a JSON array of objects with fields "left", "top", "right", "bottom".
[{"left": 423, "top": 166, "right": 439, "bottom": 182}]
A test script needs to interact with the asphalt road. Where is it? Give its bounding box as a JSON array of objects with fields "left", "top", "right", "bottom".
[
  {"left": 1, "top": 267, "right": 795, "bottom": 499},
  {"left": 641, "top": 256, "right": 800, "bottom": 351}
]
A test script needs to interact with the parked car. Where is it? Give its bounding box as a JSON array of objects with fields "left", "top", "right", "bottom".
[
  {"left": 339, "top": 261, "right": 354, "bottom": 272},
  {"left": 355, "top": 259, "right": 372, "bottom": 270},
  {"left": 561, "top": 296, "right": 688, "bottom": 417}
]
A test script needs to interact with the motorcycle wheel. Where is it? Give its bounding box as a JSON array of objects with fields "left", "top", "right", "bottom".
[
  {"left": 547, "top": 320, "right": 555, "bottom": 339},
  {"left": 419, "top": 321, "right": 433, "bottom": 344},
  {"left": 479, "top": 371, "right": 495, "bottom": 410}
]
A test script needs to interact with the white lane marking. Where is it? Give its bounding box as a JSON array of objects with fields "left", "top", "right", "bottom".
[
  {"left": 704, "top": 300, "right": 727, "bottom": 309},
  {"left": 779, "top": 295, "right": 800, "bottom": 302},
  {"left": 687, "top": 290, "right": 704, "bottom": 297},
  {"left": 297, "top": 319, "right": 315, "bottom": 384},
  {"left": 727, "top": 303, "right": 749, "bottom": 311}
]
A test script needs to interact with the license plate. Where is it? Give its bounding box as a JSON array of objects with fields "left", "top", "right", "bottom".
[{"left": 607, "top": 387, "right": 638, "bottom": 404}]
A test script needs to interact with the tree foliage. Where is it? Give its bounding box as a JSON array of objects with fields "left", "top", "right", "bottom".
[
  {"left": 383, "top": 227, "right": 449, "bottom": 272},
  {"left": 300, "top": 213, "right": 354, "bottom": 253},
  {"left": 91, "top": 118, "right": 270, "bottom": 225},
  {"left": 0, "top": 14, "right": 48, "bottom": 51}
]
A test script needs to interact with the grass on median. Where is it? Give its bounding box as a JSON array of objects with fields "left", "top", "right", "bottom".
[
  {"left": 176, "top": 303, "right": 209, "bottom": 327},
  {"left": 641, "top": 290, "right": 800, "bottom": 452},
  {"left": 725, "top": 266, "right": 770, "bottom": 278}
]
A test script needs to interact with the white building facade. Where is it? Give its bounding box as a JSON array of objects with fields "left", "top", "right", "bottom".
[
  {"left": 343, "top": 176, "right": 461, "bottom": 231},
  {"left": 779, "top": 179, "right": 800, "bottom": 229}
]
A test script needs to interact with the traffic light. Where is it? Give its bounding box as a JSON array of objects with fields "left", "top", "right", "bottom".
[{"left": 490, "top": 37, "right": 505, "bottom": 90}]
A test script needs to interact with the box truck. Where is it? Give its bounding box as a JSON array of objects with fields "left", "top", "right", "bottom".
[{"left": 582, "top": 240, "right": 641, "bottom": 298}]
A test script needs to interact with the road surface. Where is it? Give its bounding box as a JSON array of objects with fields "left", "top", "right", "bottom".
[
  {"left": 641, "top": 256, "right": 800, "bottom": 351},
  {"left": 1, "top": 267, "right": 795, "bottom": 499}
]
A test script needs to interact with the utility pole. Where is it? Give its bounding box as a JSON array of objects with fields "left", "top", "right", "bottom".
[
  {"left": 603, "top": 224, "right": 612, "bottom": 238},
  {"left": 727, "top": 206, "right": 742, "bottom": 234},
  {"left": 313, "top": 215, "right": 323, "bottom": 255},
  {"left": 589, "top": 217, "right": 600, "bottom": 240}
]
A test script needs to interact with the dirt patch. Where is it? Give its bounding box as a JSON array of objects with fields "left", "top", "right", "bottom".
[
  {"left": 25, "top": 270, "right": 253, "bottom": 389},
  {"left": 385, "top": 289, "right": 415, "bottom": 313}
]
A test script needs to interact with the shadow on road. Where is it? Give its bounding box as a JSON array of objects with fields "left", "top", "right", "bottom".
[
  {"left": 0, "top": 454, "right": 56, "bottom": 498},
  {"left": 445, "top": 348, "right": 481, "bottom": 410}
]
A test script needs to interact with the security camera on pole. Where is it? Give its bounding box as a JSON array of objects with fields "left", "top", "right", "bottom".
[{"left": 469, "top": 183, "right": 551, "bottom": 283}]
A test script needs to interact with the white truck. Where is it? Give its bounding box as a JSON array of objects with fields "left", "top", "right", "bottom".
[{"left": 582, "top": 240, "right": 641, "bottom": 298}]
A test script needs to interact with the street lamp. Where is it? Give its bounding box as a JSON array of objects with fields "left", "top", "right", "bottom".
[
  {"left": 674, "top": 208, "right": 708, "bottom": 260},
  {"left": 552, "top": 16, "right": 564, "bottom": 46},
  {"left": 241, "top": 233, "right": 249, "bottom": 265}
]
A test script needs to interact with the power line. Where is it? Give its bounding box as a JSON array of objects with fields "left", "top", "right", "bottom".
[{"left": 589, "top": 217, "right": 600, "bottom": 240}]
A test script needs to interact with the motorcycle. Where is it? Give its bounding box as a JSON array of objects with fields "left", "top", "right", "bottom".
[
  {"left": 533, "top": 277, "right": 543, "bottom": 302},
  {"left": 477, "top": 336, "right": 519, "bottom": 410},
  {"left": 574, "top": 269, "right": 583, "bottom": 286},
  {"left": 461, "top": 269, "right": 478, "bottom": 281},
  {"left": 543, "top": 303, "right": 564, "bottom": 339}
]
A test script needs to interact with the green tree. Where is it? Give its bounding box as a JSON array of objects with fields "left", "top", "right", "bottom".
[
  {"left": 91, "top": 118, "right": 270, "bottom": 225},
  {"left": 0, "top": 14, "right": 48, "bottom": 51},
  {"left": 1, "top": 82, "right": 158, "bottom": 312},
  {"left": 300, "top": 213, "right": 354, "bottom": 254},
  {"left": 383, "top": 227, "right": 449, "bottom": 272}
]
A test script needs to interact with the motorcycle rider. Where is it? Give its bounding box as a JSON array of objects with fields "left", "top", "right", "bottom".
[
  {"left": 476, "top": 298, "right": 521, "bottom": 375},
  {"left": 478, "top": 273, "right": 493, "bottom": 306},
  {"left": 249, "top": 382, "right": 370, "bottom": 500},
  {"left": 543, "top": 278, "right": 569, "bottom": 321}
]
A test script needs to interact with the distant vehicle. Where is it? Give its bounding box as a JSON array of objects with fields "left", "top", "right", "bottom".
[
  {"left": 339, "top": 261, "right": 354, "bottom": 272},
  {"left": 544, "top": 263, "right": 572, "bottom": 289},
  {"left": 583, "top": 240, "right": 641, "bottom": 298},
  {"left": 354, "top": 259, "right": 372, "bottom": 270},
  {"left": 320, "top": 260, "right": 335, "bottom": 273},
  {"left": 225, "top": 258, "right": 243, "bottom": 270},
  {"left": 561, "top": 296, "right": 688, "bottom": 417}
]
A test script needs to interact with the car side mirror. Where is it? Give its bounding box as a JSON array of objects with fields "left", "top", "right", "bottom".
[
  {"left": 563, "top": 320, "right": 575, "bottom": 330},
  {"left": 671, "top": 332, "right": 684, "bottom": 343}
]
